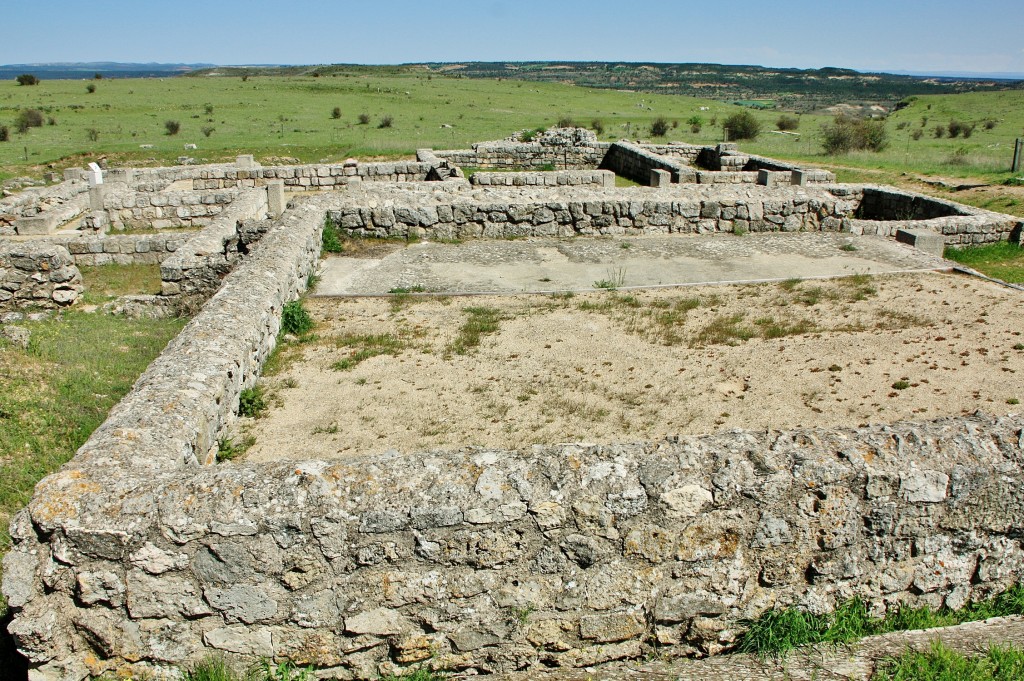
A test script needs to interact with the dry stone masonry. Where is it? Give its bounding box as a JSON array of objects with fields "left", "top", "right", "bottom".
[
  {"left": 0, "top": 242, "right": 83, "bottom": 311},
  {"left": 3, "top": 129, "right": 1024, "bottom": 680}
]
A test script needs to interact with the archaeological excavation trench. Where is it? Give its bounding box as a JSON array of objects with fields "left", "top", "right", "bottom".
[{"left": 3, "top": 130, "right": 1024, "bottom": 680}]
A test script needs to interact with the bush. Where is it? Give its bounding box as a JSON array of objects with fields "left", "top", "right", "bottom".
[
  {"left": 357, "top": 113, "right": 370, "bottom": 125},
  {"left": 47, "top": 117, "right": 56, "bottom": 126},
  {"left": 520, "top": 126, "right": 546, "bottom": 142},
  {"left": 16, "top": 74, "right": 38, "bottom": 86},
  {"left": 819, "top": 115, "right": 888, "bottom": 154},
  {"left": 911, "top": 129, "right": 923, "bottom": 140},
  {"left": 590, "top": 119, "right": 604, "bottom": 135},
  {"left": 15, "top": 109, "right": 44, "bottom": 133},
  {"left": 164, "top": 120, "right": 181, "bottom": 135},
  {"left": 86, "top": 128, "right": 99, "bottom": 142},
  {"left": 556, "top": 116, "right": 577, "bottom": 128},
  {"left": 281, "top": 300, "right": 314, "bottom": 335},
  {"left": 204, "top": 103, "right": 214, "bottom": 115},
  {"left": 86, "top": 83, "right": 95, "bottom": 94},
  {"left": 201, "top": 126, "right": 215, "bottom": 137},
  {"left": 649, "top": 117, "right": 670, "bottom": 137},
  {"left": 238, "top": 386, "right": 267, "bottom": 418},
  {"left": 776, "top": 114, "right": 800, "bottom": 131},
  {"left": 378, "top": 115, "right": 393, "bottom": 129},
  {"left": 933, "top": 125, "right": 945, "bottom": 138},
  {"left": 723, "top": 110, "right": 761, "bottom": 141},
  {"left": 331, "top": 107, "right": 341, "bottom": 119},
  {"left": 0, "top": 125, "right": 8, "bottom": 142},
  {"left": 984, "top": 119, "right": 997, "bottom": 130},
  {"left": 321, "top": 218, "right": 343, "bottom": 253}
]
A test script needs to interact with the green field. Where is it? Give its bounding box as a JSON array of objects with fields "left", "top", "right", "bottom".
[{"left": 2, "top": 69, "right": 1023, "bottom": 184}]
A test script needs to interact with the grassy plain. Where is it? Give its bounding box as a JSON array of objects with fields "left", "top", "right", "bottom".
[{"left": 2, "top": 70, "right": 1023, "bottom": 185}]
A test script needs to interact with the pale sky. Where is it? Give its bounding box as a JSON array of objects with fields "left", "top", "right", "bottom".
[{"left": 3, "top": 0, "right": 1023, "bottom": 76}]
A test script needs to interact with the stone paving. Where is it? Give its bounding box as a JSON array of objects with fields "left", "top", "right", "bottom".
[{"left": 313, "top": 232, "right": 950, "bottom": 296}]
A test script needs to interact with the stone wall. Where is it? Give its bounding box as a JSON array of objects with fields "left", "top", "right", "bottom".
[
  {"left": 102, "top": 189, "right": 239, "bottom": 230},
  {"left": 42, "top": 233, "right": 192, "bottom": 266},
  {"left": 5, "top": 401, "right": 1024, "bottom": 678},
  {"left": 0, "top": 242, "right": 82, "bottom": 311},
  {"left": 849, "top": 187, "right": 1024, "bottom": 245},
  {"left": 188, "top": 162, "right": 435, "bottom": 191},
  {"left": 329, "top": 185, "right": 858, "bottom": 240},
  {"left": 637, "top": 143, "right": 705, "bottom": 166},
  {"left": 600, "top": 141, "right": 694, "bottom": 185},
  {"left": 470, "top": 170, "right": 614, "bottom": 188},
  {"left": 432, "top": 129, "right": 609, "bottom": 170},
  {"left": 0, "top": 181, "right": 89, "bottom": 236},
  {"left": 159, "top": 188, "right": 270, "bottom": 299}
]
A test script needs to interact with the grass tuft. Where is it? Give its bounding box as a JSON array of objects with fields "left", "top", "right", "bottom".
[
  {"left": 446, "top": 306, "right": 502, "bottom": 356},
  {"left": 872, "top": 642, "right": 1024, "bottom": 681},
  {"left": 331, "top": 333, "right": 407, "bottom": 370}
]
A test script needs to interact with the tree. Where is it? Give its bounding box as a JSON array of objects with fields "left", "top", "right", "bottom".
[
  {"left": 86, "top": 83, "right": 96, "bottom": 94},
  {"left": 165, "top": 120, "right": 181, "bottom": 136},
  {"left": 15, "top": 109, "right": 44, "bottom": 133},
  {"left": 16, "top": 74, "right": 39, "bottom": 86},
  {"left": 723, "top": 110, "right": 761, "bottom": 141}
]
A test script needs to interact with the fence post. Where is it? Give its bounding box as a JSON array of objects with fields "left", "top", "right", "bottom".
[{"left": 1013, "top": 138, "right": 1023, "bottom": 173}]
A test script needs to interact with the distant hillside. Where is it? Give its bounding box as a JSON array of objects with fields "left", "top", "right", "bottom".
[
  {"left": 0, "top": 62, "right": 217, "bottom": 80},
  {"left": 418, "top": 62, "right": 1024, "bottom": 112}
]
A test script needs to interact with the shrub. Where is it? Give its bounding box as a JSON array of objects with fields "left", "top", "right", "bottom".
[
  {"left": 590, "top": 119, "right": 604, "bottom": 135},
  {"left": 776, "top": 114, "right": 800, "bottom": 131},
  {"left": 0, "top": 125, "right": 8, "bottom": 142},
  {"left": 962, "top": 123, "right": 976, "bottom": 138},
  {"left": 47, "top": 117, "right": 56, "bottom": 126},
  {"left": 820, "top": 115, "right": 888, "bottom": 154},
  {"left": 331, "top": 107, "right": 342, "bottom": 119},
  {"left": 16, "top": 74, "right": 38, "bottom": 86},
  {"left": 86, "top": 128, "right": 99, "bottom": 142},
  {"left": 238, "top": 386, "right": 267, "bottom": 418},
  {"left": 357, "top": 113, "right": 370, "bottom": 125},
  {"left": 201, "top": 126, "right": 215, "bottom": 137},
  {"left": 911, "top": 129, "right": 923, "bottom": 140},
  {"left": 723, "top": 110, "right": 761, "bottom": 141},
  {"left": 933, "top": 125, "right": 945, "bottom": 138},
  {"left": 649, "top": 117, "right": 670, "bottom": 137},
  {"left": 378, "top": 115, "right": 393, "bottom": 129},
  {"left": 164, "top": 120, "right": 181, "bottom": 135},
  {"left": 281, "top": 300, "right": 314, "bottom": 335},
  {"left": 15, "top": 109, "right": 44, "bottom": 133},
  {"left": 556, "top": 116, "right": 576, "bottom": 128},
  {"left": 86, "top": 83, "right": 95, "bottom": 94},
  {"left": 984, "top": 119, "right": 997, "bottom": 130},
  {"left": 204, "top": 103, "right": 214, "bottom": 115},
  {"left": 520, "top": 126, "right": 546, "bottom": 143}
]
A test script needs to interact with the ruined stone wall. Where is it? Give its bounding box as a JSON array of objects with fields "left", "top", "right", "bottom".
[
  {"left": 0, "top": 242, "right": 82, "bottom": 311},
  {"left": 188, "top": 162, "right": 435, "bottom": 191},
  {"left": 103, "top": 189, "right": 240, "bottom": 230},
  {"left": 159, "top": 188, "right": 270, "bottom": 299},
  {"left": 433, "top": 143, "right": 609, "bottom": 170},
  {"left": 41, "top": 233, "right": 192, "bottom": 266},
  {"left": 470, "top": 170, "right": 614, "bottom": 188},
  {"left": 329, "top": 185, "right": 858, "bottom": 240},
  {"left": 0, "top": 181, "right": 89, "bottom": 236},
  {"left": 850, "top": 187, "right": 1023, "bottom": 245},
  {"left": 600, "top": 141, "right": 694, "bottom": 185},
  {"left": 637, "top": 143, "right": 705, "bottom": 166}
]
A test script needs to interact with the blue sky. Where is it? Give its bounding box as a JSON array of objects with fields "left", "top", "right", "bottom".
[{"left": 4, "top": 0, "right": 1023, "bottom": 75}]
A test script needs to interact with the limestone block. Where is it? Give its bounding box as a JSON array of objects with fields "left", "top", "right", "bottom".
[{"left": 895, "top": 228, "right": 945, "bottom": 257}]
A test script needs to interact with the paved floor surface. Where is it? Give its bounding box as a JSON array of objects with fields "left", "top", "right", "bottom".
[{"left": 313, "top": 233, "right": 949, "bottom": 296}]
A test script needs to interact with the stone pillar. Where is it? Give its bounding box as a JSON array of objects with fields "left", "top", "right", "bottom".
[
  {"left": 757, "top": 169, "right": 773, "bottom": 186},
  {"left": 88, "top": 184, "right": 107, "bottom": 211},
  {"left": 791, "top": 169, "right": 809, "bottom": 187},
  {"left": 650, "top": 169, "right": 672, "bottom": 188},
  {"left": 599, "top": 170, "right": 616, "bottom": 188},
  {"left": 266, "top": 180, "right": 286, "bottom": 218}
]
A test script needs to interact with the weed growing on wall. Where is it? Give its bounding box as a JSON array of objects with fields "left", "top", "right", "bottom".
[{"left": 238, "top": 386, "right": 267, "bottom": 418}]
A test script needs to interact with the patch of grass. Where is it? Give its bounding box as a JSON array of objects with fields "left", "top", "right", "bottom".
[
  {"left": 217, "top": 435, "right": 255, "bottom": 462},
  {"left": 944, "top": 241, "right": 1024, "bottom": 283},
  {"left": 0, "top": 310, "right": 186, "bottom": 616},
  {"left": 754, "top": 316, "right": 817, "bottom": 339},
  {"left": 331, "top": 333, "right": 407, "bottom": 370},
  {"left": 79, "top": 263, "right": 162, "bottom": 303},
  {"left": 694, "top": 313, "right": 756, "bottom": 346},
  {"left": 593, "top": 267, "right": 627, "bottom": 290},
  {"left": 381, "top": 670, "right": 446, "bottom": 681},
  {"left": 892, "top": 380, "right": 911, "bottom": 390},
  {"left": 389, "top": 284, "right": 427, "bottom": 294},
  {"left": 739, "top": 585, "right": 1024, "bottom": 658},
  {"left": 281, "top": 300, "right": 315, "bottom": 336},
  {"left": 321, "top": 218, "right": 344, "bottom": 254},
  {"left": 447, "top": 306, "right": 502, "bottom": 356},
  {"left": 238, "top": 386, "right": 268, "bottom": 417},
  {"left": 840, "top": 242, "right": 858, "bottom": 252},
  {"left": 872, "top": 642, "right": 1024, "bottom": 681}
]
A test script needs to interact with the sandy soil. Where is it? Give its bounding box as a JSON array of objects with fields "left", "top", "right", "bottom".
[{"left": 243, "top": 271, "right": 1023, "bottom": 462}]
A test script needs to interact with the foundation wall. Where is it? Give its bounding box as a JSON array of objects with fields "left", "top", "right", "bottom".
[
  {"left": 0, "top": 242, "right": 82, "bottom": 310},
  {"left": 40, "top": 233, "right": 192, "bottom": 266},
  {"left": 329, "top": 186, "right": 858, "bottom": 240},
  {"left": 600, "top": 141, "right": 694, "bottom": 185},
  {"left": 470, "top": 170, "right": 614, "bottom": 188}
]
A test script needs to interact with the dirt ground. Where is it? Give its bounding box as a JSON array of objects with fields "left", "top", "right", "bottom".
[{"left": 242, "top": 271, "right": 1023, "bottom": 462}]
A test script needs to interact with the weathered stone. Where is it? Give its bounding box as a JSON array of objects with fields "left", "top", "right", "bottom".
[
  {"left": 901, "top": 470, "right": 949, "bottom": 503},
  {"left": 345, "top": 608, "right": 410, "bottom": 636}
]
